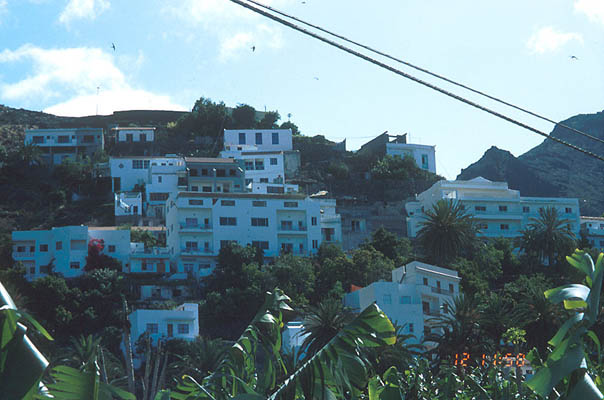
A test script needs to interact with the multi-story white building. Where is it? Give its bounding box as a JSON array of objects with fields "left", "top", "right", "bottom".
[
  {"left": 344, "top": 261, "right": 460, "bottom": 344},
  {"left": 406, "top": 177, "right": 580, "bottom": 239},
  {"left": 165, "top": 192, "right": 323, "bottom": 276},
  {"left": 128, "top": 303, "right": 199, "bottom": 345},
  {"left": 580, "top": 216, "right": 604, "bottom": 252},
  {"left": 12, "top": 226, "right": 130, "bottom": 280},
  {"left": 25, "top": 128, "right": 104, "bottom": 165},
  {"left": 317, "top": 198, "right": 342, "bottom": 245},
  {"left": 223, "top": 129, "right": 293, "bottom": 152},
  {"left": 184, "top": 157, "right": 245, "bottom": 194}
]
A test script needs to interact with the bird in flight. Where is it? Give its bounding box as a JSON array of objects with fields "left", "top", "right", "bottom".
[
  {"left": 251, "top": 46, "right": 256, "bottom": 52},
  {"left": 111, "top": 43, "right": 116, "bottom": 51},
  {"left": 570, "top": 55, "right": 578, "bottom": 60}
]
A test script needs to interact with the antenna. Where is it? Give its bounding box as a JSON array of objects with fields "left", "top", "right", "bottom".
[{"left": 96, "top": 85, "right": 101, "bottom": 116}]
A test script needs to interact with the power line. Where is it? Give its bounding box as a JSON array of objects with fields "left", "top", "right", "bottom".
[
  {"left": 229, "top": 0, "right": 604, "bottom": 163},
  {"left": 243, "top": 0, "right": 604, "bottom": 147}
]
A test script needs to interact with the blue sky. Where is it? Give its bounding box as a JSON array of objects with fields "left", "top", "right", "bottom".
[{"left": 0, "top": 0, "right": 603, "bottom": 179}]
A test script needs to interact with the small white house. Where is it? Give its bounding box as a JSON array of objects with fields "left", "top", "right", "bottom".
[
  {"left": 112, "top": 127, "right": 155, "bottom": 143},
  {"left": 224, "top": 129, "right": 293, "bottom": 152},
  {"left": 580, "top": 216, "right": 604, "bottom": 252},
  {"left": 344, "top": 261, "right": 460, "bottom": 344},
  {"left": 386, "top": 142, "right": 436, "bottom": 174},
  {"left": 128, "top": 303, "right": 199, "bottom": 346}
]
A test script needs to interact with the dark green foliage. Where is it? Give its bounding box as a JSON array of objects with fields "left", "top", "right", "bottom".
[
  {"left": 230, "top": 104, "right": 257, "bottom": 128},
  {"left": 279, "top": 121, "right": 300, "bottom": 135},
  {"left": 257, "top": 111, "right": 280, "bottom": 129},
  {"left": 363, "top": 227, "right": 412, "bottom": 265},
  {"left": 370, "top": 154, "right": 418, "bottom": 180},
  {"left": 130, "top": 228, "right": 162, "bottom": 248},
  {"left": 265, "top": 254, "right": 315, "bottom": 307},
  {"left": 520, "top": 206, "right": 576, "bottom": 266}
]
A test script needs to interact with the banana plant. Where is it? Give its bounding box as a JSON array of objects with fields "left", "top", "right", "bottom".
[
  {"left": 525, "top": 250, "right": 604, "bottom": 399},
  {"left": 172, "top": 288, "right": 396, "bottom": 399}
]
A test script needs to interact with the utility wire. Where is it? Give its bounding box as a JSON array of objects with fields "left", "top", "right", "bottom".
[
  {"left": 230, "top": 0, "right": 604, "bottom": 163},
  {"left": 244, "top": 0, "right": 604, "bottom": 147}
]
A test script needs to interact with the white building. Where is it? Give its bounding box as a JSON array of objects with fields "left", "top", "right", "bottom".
[
  {"left": 184, "top": 157, "right": 245, "bottom": 194},
  {"left": 386, "top": 142, "right": 436, "bottom": 174},
  {"left": 223, "top": 129, "right": 293, "bottom": 152},
  {"left": 128, "top": 303, "right": 199, "bottom": 345},
  {"left": 406, "top": 177, "right": 580, "bottom": 239},
  {"left": 25, "top": 128, "right": 104, "bottom": 165},
  {"left": 112, "top": 127, "right": 155, "bottom": 143},
  {"left": 318, "top": 198, "right": 342, "bottom": 245},
  {"left": 12, "top": 226, "right": 130, "bottom": 280},
  {"left": 165, "top": 192, "right": 323, "bottom": 276},
  {"left": 282, "top": 321, "right": 309, "bottom": 359},
  {"left": 344, "top": 261, "right": 460, "bottom": 344},
  {"left": 580, "top": 216, "right": 604, "bottom": 252}
]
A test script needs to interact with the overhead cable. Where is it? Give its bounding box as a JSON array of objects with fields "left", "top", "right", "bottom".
[
  {"left": 243, "top": 0, "right": 604, "bottom": 147},
  {"left": 229, "top": 0, "right": 604, "bottom": 162}
]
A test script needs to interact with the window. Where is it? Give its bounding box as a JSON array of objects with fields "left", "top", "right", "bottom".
[
  {"left": 260, "top": 178, "right": 269, "bottom": 183},
  {"left": 202, "top": 186, "right": 212, "bottom": 192},
  {"left": 443, "top": 303, "right": 449, "bottom": 314},
  {"left": 255, "top": 160, "right": 264, "bottom": 170},
  {"left": 253, "top": 200, "right": 267, "bottom": 207},
  {"left": 382, "top": 294, "right": 392, "bottom": 304},
  {"left": 251, "top": 217, "right": 269, "bottom": 227},
  {"left": 478, "top": 223, "right": 488, "bottom": 230},
  {"left": 39, "top": 244, "right": 48, "bottom": 252},
  {"left": 312, "top": 239, "right": 318, "bottom": 249},
  {"left": 500, "top": 224, "right": 509, "bottom": 230},
  {"left": 423, "top": 277, "right": 428, "bottom": 286},
  {"left": 239, "top": 132, "right": 246, "bottom": 144},
  {"left": 245, "top": 160, "right": 254, "bottom": 170},
  {"left": 409, "top": 323, "right": 414, "bottom": 333},
  {"left": 272, "top": 132, "right": 279, "bottom": 144},
  {"left": 83, "top": 135, "right": 94, "bottom": 143},
  {"left": 220, "top": 217, "right": 237, "bottom": 226},
  {"left": 149, "top": 193, "right": 169, "bottom": 201},
  {"left": 221, "top": 200, "right": 235, "bottom": 206},
  {"left": 189, "top": 168, "right": 198, "bottom": 177},
  {"left": 143, "top": 262, "right": 153, "bottom": 271},
  {"left": 255, "top": 132, "right": 262, "bottom": 144},
  {"left": 201, "top": 168, "right": 209, "bottom": 176},
  {"left": 499, "top": 205, "right": 508, "bottom": 212},
  {"left": 189, "top": 199, "right": 203, "bottom": 205},
  {"left": 229, "top": 169, "right": 237, "bottom": 176},
  {"left": 475, "top": 205, "right": 486, "bottom": 211},
  {"left": 311, "top": 217, "right": 317, "bottom": 226},
  {"left": 183, "top": 264, "right": 194, "bottom": 273},
  {"left": 281, "top": 220, "right": 293, "bottom": 230},
  {"left": 523, "top": 206, "right": 530, "bottom": 213},
  {"left": 449, "top": 283, "right": 454, "bottom": 293},
  {"left": 216, "top": 169, "right": 226, "bottom": 177},
  {"left": 284, "top": 201, "right": 298, "bottom": 208},
  {"left": 565, "top": 207, "right": 572, "bottom": 213},
  {"left": 270, "top": 157, "right": 278, "bottom": 165},
  {"left": 58, "top": 135, "right": 70, "bottom": 143},
  {"left": 351, "top": 220, "right": 361, "bottom": 232},
  {"left": 108, "top": 245, "right": 115, "bottom": 253},
  {"left": 267, "top": 186, "right": 284, "bottom": 193},
  {"left": 70, "top": 262, "right": 80, "bottom": 269},
  {"left": 32, "top": 136, "right": 44, "bottom": 143},
  {"left": 56, "top": 241, "right": 62, "bottom": 250},
  {"left": 252, "top": 241, "right": 269, "bottom": 250},
  {"left": 132, "top": 160, "right": 144, "bottom": 169},
  {"left": 185, "top": 241, "right": 198, "bottom": 249},
  {"left": 146, "top": 323, "right": 158, "bottom": 334},
  {"left": 185, "top": 217, "right": 198, "bottom": 226},
  {"left": 158, "top": 176, "right": 163, "bottom": 183},
  {"left": 178, "top": 324, "right": 189, "bottom": 334},
  {"left": 400, "top": 296, "right": 411, "bottom": 304},
  {"left": 421, "top": 154, "right": 429, "bottom": 169}
]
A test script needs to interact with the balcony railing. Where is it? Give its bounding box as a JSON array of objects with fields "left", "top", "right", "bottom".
[
  {"left": 180, "top": 223, "right": 212, "bottom": 230},
  {"left": 181, "top": 248, "right": 213, "bottom": 255},
  {"left": 12, "top": 251, "right": 35, "bottom": 258},
  {"left": 131, "top": 247, "right": 171, "bottom": 257},
  {"left": 430, "top": 287, "right": 454, "bottom": 295},
  {"left": 278, "top": 225, "right": 307, "bottom": 232}
]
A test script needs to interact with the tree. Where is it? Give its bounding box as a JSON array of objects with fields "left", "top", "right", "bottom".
[
  {"left": 257, "top": 111, "right": 280, "bottom": 129},
  {"left": 299, "top": 298, "right": 355, "bottom": 357},
  {"left": 520, "top": 206, "right": 576, "bottom": 266},
  {"left": 85, "top": 238, "right": 123, "bottom": 272},
  {"left": 230, "top": 104, "right": 257, "bottom": 128},
  {"left": 416, "top": 199, "right": 477, "bottom": 265},
  {"left": 364, "top": 227, "right": 412, "bottom": 264},
  {"left": 280, "top": 121, "right": 300, "bottom": 135},
  {"left": 266, "top": 254, "right": 315, "bottom": 306}
]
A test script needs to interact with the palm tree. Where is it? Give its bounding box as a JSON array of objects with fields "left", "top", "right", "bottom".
[
  {"left": 520, "top": 206, "right": 575, "bottom": 266},
  {"left": 299, "top": 298, "right": 355, "bottom": 358},
  {"left": 417, "top": 199, "right": 477, "bottom": 265}
]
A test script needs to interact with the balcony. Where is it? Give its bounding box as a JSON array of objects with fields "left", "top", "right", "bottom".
[
  {"left": 430, "top": 287, "right": 454, "bottom": 295},
  {"left": 180, "top": 223, "right": 213, "bottom": 232},
  {"left": 180, "top": 247, "right": 214, "bottom": 256},
  {"left": 278, "top": 225, "right": 307, "bottom": 233},
  {"left": 131, "top": 247, "right": 171, "bottom": 258},
  {"left": 12, "top": 251, "right": 35, "bottom": 259},
  {"left": 321, "top": 215, "right": 341, "bottom": 223}
]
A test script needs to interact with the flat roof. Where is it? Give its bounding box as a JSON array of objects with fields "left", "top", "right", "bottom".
[
  {"left": 241, "top": 151, "right": 284, "bottom": 156},
  {"left": 185, "top": 157, "right": 237, "bottom": 164},
  {"left": 111, "top": 127, "right": 156, "bottom": 131},
  {"left": 176, "top": 191, "right": 307, "bottom": 200}
]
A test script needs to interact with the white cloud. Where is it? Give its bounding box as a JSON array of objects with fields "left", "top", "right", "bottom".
[
  {"left": 165, "top": 0, "right": 290, "bottom": 60},
  {"left": 0, "top": 45, "right": 185, "bottom": 116},
  {"left": 59, "top": 0, "right": 110, "bottom": 25},
  {"left": 526, "top": 26, "right": 583, "bottom": 54},
  {"left": 574, "top": 0, "right": 604, "bottom": 25}
]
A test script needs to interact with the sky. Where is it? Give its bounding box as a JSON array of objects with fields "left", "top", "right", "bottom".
[{"left": 0, "top": 0, "right": 603, "bottom": 179}]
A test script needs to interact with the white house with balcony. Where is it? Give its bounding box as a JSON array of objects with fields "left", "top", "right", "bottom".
[
  {"left": 344, "top": 261, "right": 460, "bottom": 344},
  {"left": 12, "top": 226, "right": 130, "bottom": 280},
  {"left": 25, "top": 128, "right": 104, "bottom": 165},
  {"left": 165, "top": 192, "right": 323, "bottom": 276},
  {"left": 386, "top": 142, "right": 436, "bottom": 173},
  {"left": 580, "top": 216, "right": 604, "bottom": 252},
  {"left": 223, "top": 129, "right": 293, "bottom": 152},
  {"left": 128, "top": 303, "right": 199, "bottom": 348},
  {"left": 318, "top": 198, "right": 342, "bottom": 246},
  {"left": 406, "top": 177, "right": 580, "bottom": 239},
  {"left": 112, "top": 127, "right": 155, "bottom": 143}
]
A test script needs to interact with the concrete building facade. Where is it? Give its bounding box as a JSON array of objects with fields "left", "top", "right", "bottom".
[{"left": 25, "top": 128, "right": 104, "bottom": 165}]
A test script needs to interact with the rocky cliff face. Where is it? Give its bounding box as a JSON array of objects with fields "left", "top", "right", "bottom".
[{"left": 458, "top": 110, "right": 604, "bottom": 216}]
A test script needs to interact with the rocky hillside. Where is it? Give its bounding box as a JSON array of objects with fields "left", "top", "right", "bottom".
[{"left": 458, "top": 110, "right": 604, "bottom": 216}]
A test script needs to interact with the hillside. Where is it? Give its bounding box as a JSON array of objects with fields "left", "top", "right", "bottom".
[{"left": 458, "top": 110, "right": 604, "bottom": 216}]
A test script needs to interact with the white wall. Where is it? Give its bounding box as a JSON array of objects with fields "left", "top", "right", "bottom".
[
  {"left": 224, "top": 129, "right": 293, "bottom": 152},
  {"left": 115, "top": 128, "right": 155, "bottom": 142},
  {"left": 386, "top": 143, "right": 436, "bottom": 173},
  {"left": 129, "top": 303, "right": 199, "bottom": 346}
]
